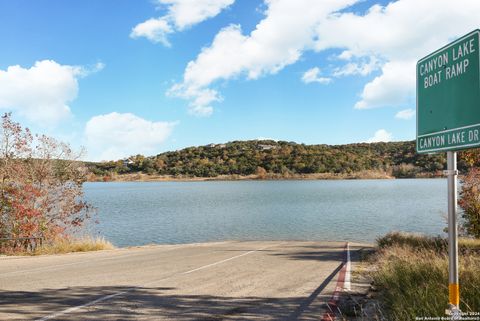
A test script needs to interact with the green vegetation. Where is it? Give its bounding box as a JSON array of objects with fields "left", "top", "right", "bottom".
[
  {"left": 370, "top": 232, "right": 480, "bottom": 320},
  {"left": 88, "top": 140, "right": 467, "bottom": 179}
]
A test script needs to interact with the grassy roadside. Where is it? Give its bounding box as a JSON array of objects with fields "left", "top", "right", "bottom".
[
  {"left": 1, "top": 236, "right": 114, "bottom": 256},
  {"left": 368, "top": 232, "right": 480, "bottom": 320}
]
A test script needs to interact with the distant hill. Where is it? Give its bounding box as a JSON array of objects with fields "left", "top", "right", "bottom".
[{"left": 86, "top": 140, "right": 466, "bottom": 180}]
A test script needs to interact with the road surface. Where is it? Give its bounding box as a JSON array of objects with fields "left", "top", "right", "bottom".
[{"left": 0, "top": 241, "right": 371, "bottom": 320}]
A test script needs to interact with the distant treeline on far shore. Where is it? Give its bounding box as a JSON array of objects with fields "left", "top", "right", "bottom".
[{"left": 85, "top": 140, "right": 478, "bottom": 181}]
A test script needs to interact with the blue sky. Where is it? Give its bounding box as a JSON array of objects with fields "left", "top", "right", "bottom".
[{"left": 0, "top": 0, "right": 479, "bottom": 161}]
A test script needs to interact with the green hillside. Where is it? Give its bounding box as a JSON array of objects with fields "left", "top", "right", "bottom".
[{"left": 87, "top": 140, "right": 467, "bottom": 179}]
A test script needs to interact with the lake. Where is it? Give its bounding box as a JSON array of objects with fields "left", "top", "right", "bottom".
[{"left": 84, "top": 179, "right": 448, "bottom": 247}]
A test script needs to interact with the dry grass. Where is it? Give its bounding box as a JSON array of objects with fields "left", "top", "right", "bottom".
[
  {"left": 370, "top": 232, "right": 480, "bottom": 320},
  {"left": 32, "top": 236, "right": 114, "bottom": 255},
  {"left": 377, "top": 231, "right": 480, "bottom": 253}
]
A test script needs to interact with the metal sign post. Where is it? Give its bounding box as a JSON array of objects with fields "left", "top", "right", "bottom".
[{"left": 446, "top": 151, "right": 460, "bottom": 317}]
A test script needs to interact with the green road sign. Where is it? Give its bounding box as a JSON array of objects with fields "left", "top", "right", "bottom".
[{"left": 417, "top": 29, "right": 480, "bottom": 153}]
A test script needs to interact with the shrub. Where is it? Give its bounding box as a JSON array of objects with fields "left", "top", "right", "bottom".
[
  {"left": 459, "top": 168, "right": 480, "bottom": 238},
  {"left": 391, "top": 163, "right": 419, "bottom": 178},
  {"left": 0, "top": 113, "right": 93, "bottom": 253}
]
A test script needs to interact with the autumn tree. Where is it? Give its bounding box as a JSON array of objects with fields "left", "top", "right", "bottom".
[
  {"left": 459, "top": 149, "right": 480, "bottom": 238},
  {"left": 0, "top": 113, "right": 92, "bottom": 250}
]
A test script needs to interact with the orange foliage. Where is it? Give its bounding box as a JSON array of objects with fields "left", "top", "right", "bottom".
[{"left": 0, "top": 113, "right": 93, "bottom": 252}]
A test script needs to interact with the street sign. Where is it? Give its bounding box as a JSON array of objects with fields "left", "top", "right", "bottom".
[
  {"left": 416, "top": 29, "right": 480, "bottom": 316},
  {"left": 417, "top": 29, "right": 480, "bottom": 153}
]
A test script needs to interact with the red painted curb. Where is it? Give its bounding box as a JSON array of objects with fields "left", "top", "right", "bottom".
[{"left": 320, "top": 242, "right": 348, "bottom": 321}]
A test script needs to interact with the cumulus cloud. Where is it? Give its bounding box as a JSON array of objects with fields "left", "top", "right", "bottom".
[
  {"left": 85, "top": 112, "right": 177, "bottom": 161},
  {"left": 131, "top": 0, "right": 234, "bottom": 45},
  {"left": 130, "top": 17, "right": 173, "bottom": 46},
  {"left": 395, "top": 108, "right": 415, "bottom": 120},
  {"left": 332, "top": 56, "right": 381, "bottom": 77},
  {"left": 366, "top": 129, "right": 393, "bottom": 143},
  {"left": 0, "top": 60, "right": 102, "bottom": 126},
  {"left": 314, "top": 0, "right": 480, "bottom": 109},
  {"left": 170, "top": 0, "right": 356, "bottom": 115},
  {"left": 170, "top": 0, "right": 480, "bottom": 115},
  {"left": 301, "top": 67, "right": 332, "bottom": 85},
  {"left": 167, "top": 83, "right": 219, "bottom": 116},
  {"left": 75, "top": 62, "right": 105, "bottom": 77},
  {"left": 354, "top": 60, "right": 415, "bottom": 109},
  {"left": 161, "top": 0, "right": 235, "bottom": 30}
]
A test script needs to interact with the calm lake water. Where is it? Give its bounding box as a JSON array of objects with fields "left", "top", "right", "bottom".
[{"left": 84, "top": 179, "right": 448, "bottom": 247}]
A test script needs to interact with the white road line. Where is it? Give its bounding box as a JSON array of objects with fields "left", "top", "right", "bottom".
[
  {"left": 35, "top": 243, "right": 279, "bottom": 321},
  {"left": 182, "top": 248, "right": 263, "bottom": 275},
  {"left": 343, "top": 242, "right": 351, "bottom": 291},
  {"left": 36, "top": 292, "right": 127, "bottom": 321}
]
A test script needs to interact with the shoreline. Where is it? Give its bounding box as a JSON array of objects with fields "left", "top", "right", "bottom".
[
  {"left": 0, "top": 239, "right": 375, "bottom": 258},
  {"left": 86, "top": 171, "right": 442, "bottom": 183}
]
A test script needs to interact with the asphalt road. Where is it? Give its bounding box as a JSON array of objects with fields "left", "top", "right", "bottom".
[{"left": 0, "top": 241, "right": 370, "bottom": 321}]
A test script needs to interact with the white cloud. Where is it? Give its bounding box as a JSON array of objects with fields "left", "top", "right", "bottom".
[
  {"left": 74, "top": 62, "right": 105, "bottom": 77},
  {"left": 131, "top": 0, "right": 234, "bottom": 45},
  {"left": 160, "top": 0, "right": 235, "bottom": 30},
  {"left": 170, "top": 0, "right": 480, "bottom": 114},
  {"left": 85, "top": 112, "right": 177, "bottom": 161},
  {"left": 395, "top": 108, "right": 415, "bottom": 120},
  {"left": 301, "top": 67, "right": 332, "bottom": 85},
  {"left": 130, "top": 17, "right": 173, "bottom": 46},
  {"left": 332, "top": 56, "right": 380, "bottom": 77},
  {"left": 314, "top": 0, "right": 480, "bottom": 109},
  {"left": 366, "top": 129, "right": 393, "bottom": 143},
  {"left": 168, "top": 83, "right": 219, "bottom": 116},
  {"left": 0, "top": 60, "right": 101, "bottom": 126},
  {"left": 170, "top": 0, "right": 356, "bottom": 114},
  {"left": 354, "top": 60, "right": 415, "bottom": 109}
]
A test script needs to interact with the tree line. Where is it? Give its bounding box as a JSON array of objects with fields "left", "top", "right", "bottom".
[{"left": 87, "top": 140, "right": 469, "bottom": 179}]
